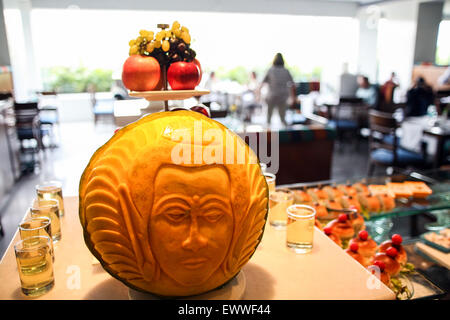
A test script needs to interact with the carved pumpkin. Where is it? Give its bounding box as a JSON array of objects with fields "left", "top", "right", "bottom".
[{"left": 79, "top": 110, "right": 269, "bottom": 297}]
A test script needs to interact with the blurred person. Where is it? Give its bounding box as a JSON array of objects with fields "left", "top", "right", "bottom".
[
  {"left": 247, "top": 71, "right": 259, "bottom": 92},
  {"left": 405, "top": 77, "right": 434, "bottom": 117},
  {"left": 259, "top": 53, "right": 297, "bottom": 126},
  {"left": 380, "top": 72, "right": 398, "bottom": 105},
  {"left": 339, "top": 62, "right": 358, "bottom": 98},
  {"left": 356, "top": 75, "right": 378, "bottom": 108}
]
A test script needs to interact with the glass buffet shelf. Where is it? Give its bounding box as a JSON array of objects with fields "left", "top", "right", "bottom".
[{"left": 280, "top": 168, "right": 450, "bottom": 222}]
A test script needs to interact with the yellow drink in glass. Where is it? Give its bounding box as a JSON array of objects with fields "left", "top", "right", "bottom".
[
  {"left": 36, "top": 181, "right": 65, "bottom": 217},
  {"left": 19, "top": 217, "right": 54, "bottom": 261},
  {"left": 286, "top": 204, "right": 316, "bottom": 253},
  {"left": 269, "top": 188, "right": 294, "bottom": 228},
  {"left": 14, "top": 236, "right": 54, "bottom": 297},
  {"left": 264, "top": 173, "right": 276, "bottom": 194},
  {"left": 30, "top": 199, "right": 61, "bottom": 242}
]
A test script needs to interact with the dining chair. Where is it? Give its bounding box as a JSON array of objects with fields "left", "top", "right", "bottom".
[
  {"left": 324, "top": 98, "right": 364, "bottom": 151},
  {"left": 368, "top": 110, "right": 427, "bottom": 176},
  {"left": 88, "top": 85, "right": 114, "bottom": 125},
  {"left": 37, "top": 91, "right": 60, "bottom": 147},
  {"left": 13, "top": 102, "right": 48, "bottom": 173}
]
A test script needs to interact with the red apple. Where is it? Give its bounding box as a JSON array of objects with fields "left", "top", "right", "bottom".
[
  {"left": 122, "top": 55, "right": 161, "bottom": 91},
  {"left": 193, "top": 59, "right": 202, "bottom": 86},
  {"left": 167, "top": 61, "right": 200, "bottom": 90}
]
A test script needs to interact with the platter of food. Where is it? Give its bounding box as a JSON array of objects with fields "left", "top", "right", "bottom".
[
  {"left": 420, "top": 228, "right": 450, "bottom": 254},
  {"left": 276, "top": 170, "right": 450, "bottom": 299},
  {"left": 282, "top": 173, "right": 449, "bottom": 222},
  {"left": 319, "top": 215, "right": 445, "bottom": 299},
  {"left": 321, "top": 212, "right": 417, "bottom": 299}
]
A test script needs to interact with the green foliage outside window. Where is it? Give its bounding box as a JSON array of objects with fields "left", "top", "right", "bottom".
[
  {"left": 207, "top": 65, "right": 322, "bottom": 85},
  {"left": 42, "top": 66, "right": 113, "bottom": 93}
]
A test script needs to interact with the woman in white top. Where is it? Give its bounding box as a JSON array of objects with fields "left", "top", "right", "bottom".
[{"left": 260, "top": 53, "right": 297, "bottom": 126}]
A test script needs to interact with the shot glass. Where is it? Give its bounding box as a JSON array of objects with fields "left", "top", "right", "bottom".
[
  {"left": 286, "top": 204, "right": 316, "bottom": 253},
  {"left": 19, "top": 217, "right": 55, "bottom": 261},
  {"left": 269, "top": 188, "right": 294, "bottom": 228},
  {"left": 264, "top": 173, "right": 276, "bottom": 194},
  {"left": 30, "top": 199, "right": 61, "bottom": 242},
  {"left": 14, "top": 236, "right": 55, "bottom": 297},
  {"left": 36, "top": 181, "right": 65, "bottom": 217}
]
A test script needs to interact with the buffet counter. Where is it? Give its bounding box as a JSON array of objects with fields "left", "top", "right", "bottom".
[{"left": 0, "top": 196, "right": 394, "bottom": 300}]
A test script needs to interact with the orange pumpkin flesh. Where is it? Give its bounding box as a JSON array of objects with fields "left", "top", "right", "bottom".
[{"left": 79, "top": 110, "right": 269, "bottom": 297}]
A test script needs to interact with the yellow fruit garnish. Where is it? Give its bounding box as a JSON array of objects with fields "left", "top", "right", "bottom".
[
  {"left": 129, "top": 45, "right": 139, "bottom": 55},
  {"left": 165, "top": 30, "right": 172, "bottom": 38},
  {"left": 153, "top": 40, "right": 161, "bottom": 48},
  {"left": 173, "top": 29, "right": 181, "bottom": 37},
  {"left": 172, "top": 21, "right": 180, "bottom": 30},
  {"left": 162, "top": 40, "right": 170, "bottom": 52},
  {"left": 136, "top": 36, "right": 143, "bottom": 43},
  {"left": 181, "top": 31, "right": 191, "bottom": 44},
  {"left": 155, "top": 32, "right": 163, "bottom": 42},
  {"left": 146, "top": 42, "right": 155, "bottom": 53},
  {"left": 139, "top": 29, "right": 148, "bottom": 37},
  {"left": 129, "top": 39, "right": 136, "bottom": 46},
  {"left": 181, "top": 26, "right": 189, "bottom": 33}
]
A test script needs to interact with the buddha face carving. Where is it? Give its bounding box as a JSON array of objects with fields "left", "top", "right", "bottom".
[
  {"left": 79, "top": 110, "right": 268, "bottom": 297},
  {"left": 150, "top": 165, "right": 233, "bottom": 286}
]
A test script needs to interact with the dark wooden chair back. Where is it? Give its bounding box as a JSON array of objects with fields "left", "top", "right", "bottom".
[
  {"left": 339, "top": 97, "right": 363, "bottom": 104},
  {"left": 14, "top": 102, "right": 39, "bottom": 111},
  {"left": 13, "top": 101, "right": 43, "bottom": 149},
  {"left": 13, "top": 102, "right": 39, "bottom": 124},
  {"left": 368, "top": 110, "right": 399, "bottom": 164}
]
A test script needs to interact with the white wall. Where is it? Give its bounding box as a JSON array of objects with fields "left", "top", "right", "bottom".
[
  {"left": 3, "top": 0, "right": 40, "bottom": 100},
  {"left": 376, "top": 0, "right": 419, "bottom": 98},
  {"left": 356, "top": 6, "right": 379, "bottom": 83}
]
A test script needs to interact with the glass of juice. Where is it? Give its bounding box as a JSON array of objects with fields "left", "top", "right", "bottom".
[
  {"left": 269, "top": 188, "right": 294, "bottom": 228},
  {"left": 19, "top": 217, "right": 54, "bottom": 261},
  {"left": 14, "top": 236, "right": 55, "bottom": 297},
  {"left": 30, "top": 199, "right": 61, "bottom": 242},
  {"left": 36, "top": 181, "right": 65, "bottom": 217},
  {"left": 286, "top": 204, "right": 316, "bottom": 253}
]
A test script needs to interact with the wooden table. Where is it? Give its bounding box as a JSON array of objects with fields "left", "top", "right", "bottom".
[
  {"left": 0, "top": 197, "right": 395, "bottom": 300},
  {"left": 423, "top": 125, "right": 450, "bottom": 168}
]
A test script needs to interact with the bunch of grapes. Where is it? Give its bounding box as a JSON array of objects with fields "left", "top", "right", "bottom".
[{"left": 128, "top": 21, "right": 196, "bottom": 67}]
